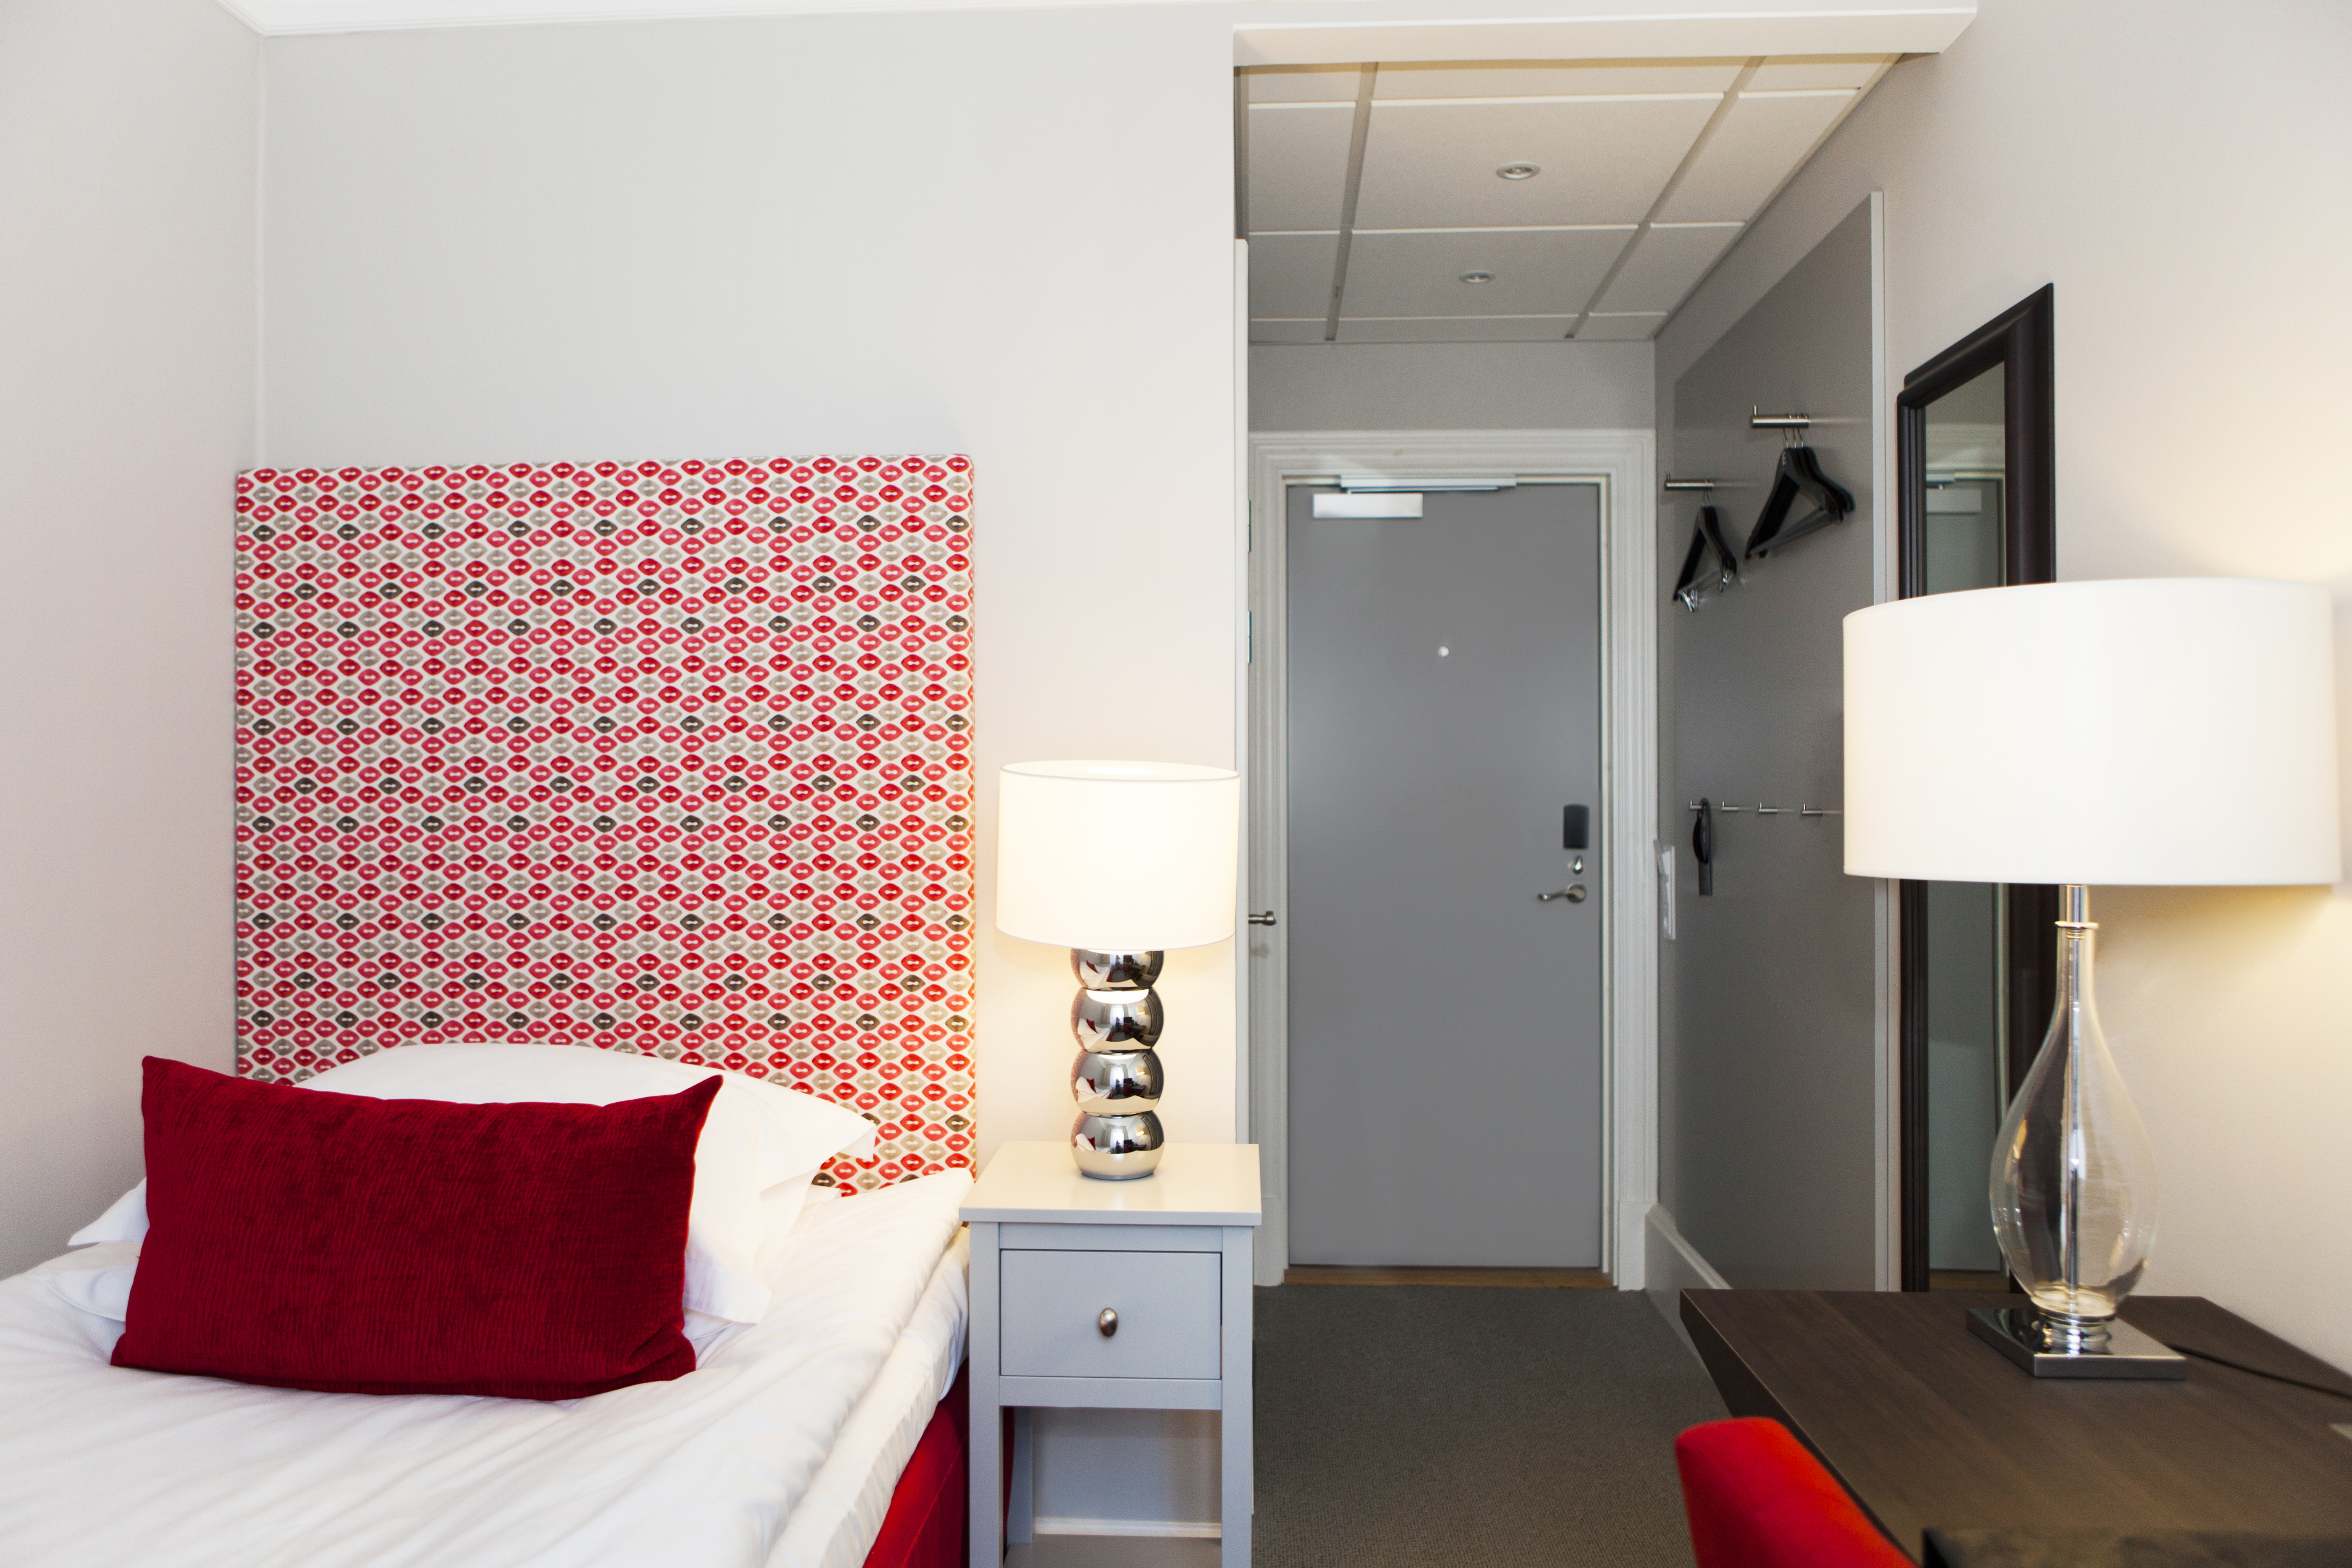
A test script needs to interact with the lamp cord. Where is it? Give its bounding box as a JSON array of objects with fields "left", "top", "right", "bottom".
[{"left": 2159, "top": 1341, "right": 2352, "bottom": 1403}]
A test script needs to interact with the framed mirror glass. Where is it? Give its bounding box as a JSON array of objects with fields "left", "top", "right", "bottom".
[{"left": 1894, "top": 285, "right": 2055, "bottom": 1293}]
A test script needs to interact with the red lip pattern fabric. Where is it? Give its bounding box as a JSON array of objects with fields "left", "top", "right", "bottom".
[
  {"left": 231, "top": 455, "right": 978, "bottom": 1200},
  {"left": 112, "top": 1057, "right": 717, "bottom": 1400}
]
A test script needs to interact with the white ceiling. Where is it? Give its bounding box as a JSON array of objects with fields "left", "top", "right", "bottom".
[{"left": 1245, "top": 55, "right": 1893, "bottom": 345}]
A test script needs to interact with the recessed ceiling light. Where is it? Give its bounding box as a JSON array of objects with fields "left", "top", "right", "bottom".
[
  {"left": 1496, "top": 163, "right": 1540, "bottom": 181},
  {"left": 1458, "top": 270, "right": 1496, "bottom": 285}
]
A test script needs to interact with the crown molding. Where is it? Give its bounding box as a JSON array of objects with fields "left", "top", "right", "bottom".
[
  {"left": 214, "top": 0, "right": 1207, "bottom": 35},
  {"left": 215, "top": 0, "right": 1974, "bottom": 49},
  {"left": 1235, "top": 10, "right": 1974, "bottom": 66}
]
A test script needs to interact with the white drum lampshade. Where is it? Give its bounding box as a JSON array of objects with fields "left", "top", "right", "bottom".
[
  {"left": 1843, "top": 577, "right": 2339, "bottom": 1376},
  {"left": 996, "top": 760, "right": 1240, "bottom": 1180},
  {"left": 996, "top": 761, "right": 1240, "bottom": 952},
  {"left": 1845, "top": 577, "right": 2339, "bottom": 887}
]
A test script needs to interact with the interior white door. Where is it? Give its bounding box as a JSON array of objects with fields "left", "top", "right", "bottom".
[{"left": 1284, "top": 482, "right": 1602, "bottom": 1268}]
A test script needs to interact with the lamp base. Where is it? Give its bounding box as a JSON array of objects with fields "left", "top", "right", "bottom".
[
  {"left": 1066, "top": 949, "right": 1168, "bottom": 1181},
  {"left": 1967, "top": 1307, "right": 2187, "bottom": 1379},
  {"left": 1070, "top": 1112, "right": 1165, "bottom": 1180}
]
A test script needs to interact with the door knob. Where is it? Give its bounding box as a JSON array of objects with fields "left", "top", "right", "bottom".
[
  {"left": 1098, "top": 1308, "right": 1119, "bottom": 1337},
  {"left": 1537, "top": 885, "right": 1587, "bottom": 904}
]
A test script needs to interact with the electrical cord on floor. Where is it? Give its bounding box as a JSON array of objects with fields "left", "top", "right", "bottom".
[{"left": 2160, "top": 1342, "right": 2352, "bottom": 1402}]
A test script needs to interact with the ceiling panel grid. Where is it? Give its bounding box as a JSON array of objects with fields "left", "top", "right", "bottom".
[
  {"left": 1353, "top": 95, "right": 1722, "bottom": 229},
  {"left": 1247, "top": 102, "right": 1357, "bottom": 231},
  {"left": 1245, "top": 54, "right": 1896, "bottom": 346}
]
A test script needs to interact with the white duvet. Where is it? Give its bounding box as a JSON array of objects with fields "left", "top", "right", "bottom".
[{"left": 0, "top": 1170, "right": 970, "bottom": 1568}]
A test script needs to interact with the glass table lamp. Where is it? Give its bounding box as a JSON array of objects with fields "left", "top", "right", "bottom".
[
  {"left": 1844, "top": 579, "right": 2339, "bottom": 1375},
  {"left": 996, "top": 760, "right": 1240, "bottom": 1179}
]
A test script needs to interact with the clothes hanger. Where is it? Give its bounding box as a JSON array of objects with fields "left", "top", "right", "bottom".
[
  {"left": 1673, "top": 519, "right": 1712, "bottom": 610},
  {"left": 1744, "top": 440, "right": 1856, "bottom": 559},
  {"left": 1700, "top": 505, "right": 1740, "bottom": 582},
  {"left": 1673, "top": 505, "right": 1742, "bottom": 611},
  {"left": 1788, "top": 443, "right": 1854, "bottom": 514},
  {"left": 1770, "top": 444, "right": 1856, "bottom": 553}
]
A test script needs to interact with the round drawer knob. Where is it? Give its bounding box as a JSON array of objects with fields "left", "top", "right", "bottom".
[{"left": 1098, "top": 1308, "right": 1119, "bottom": 1338}]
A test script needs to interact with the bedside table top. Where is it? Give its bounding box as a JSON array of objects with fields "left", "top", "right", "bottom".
[{"left": 961, "top": 1141, "right": 1262, "bottom": 1225}]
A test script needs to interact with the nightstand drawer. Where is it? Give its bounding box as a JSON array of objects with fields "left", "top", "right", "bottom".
[{"left": 1000, "top": 1248, "right": 1221, "bottom": 1380}]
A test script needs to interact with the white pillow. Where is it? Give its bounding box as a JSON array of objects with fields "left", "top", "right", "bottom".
[
  {"left": 51, "top": 1242, "right": 754, "bottom": 1367},
  {"left": 71, "top": 1044, "right": 874, "bottom": 1324}
]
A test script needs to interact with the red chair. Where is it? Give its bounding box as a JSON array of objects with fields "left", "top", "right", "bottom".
[{"left": 1674, "top": 1417, "right": 1916, "bottom": 1568}]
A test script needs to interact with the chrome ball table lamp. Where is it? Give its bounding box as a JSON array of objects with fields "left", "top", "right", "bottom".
[
  {"left": 996, "top": 760, "right": 1240, "bottom": 1180},
  {"left": 1844, "top": 578, "right": 2339, "bottom": 1376}
]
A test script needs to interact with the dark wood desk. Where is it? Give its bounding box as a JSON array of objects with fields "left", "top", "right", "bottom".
[{"left": 1682, "top": 1290, "right": 2352, "bottom": 1560}]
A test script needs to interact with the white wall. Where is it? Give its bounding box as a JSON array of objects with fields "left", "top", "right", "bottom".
[
  {"left": 0, "top": 0, "right": 259, "bottom": 1274},
  {"left": 1659, "top": 0, "right": 2352, "bottom": 1369},
  {"left": 1251, "top": 340, "right": 1653, "bottom": 432},
  {"left": 259, "top": 10, "right": 1243, "bottom": 1163}
]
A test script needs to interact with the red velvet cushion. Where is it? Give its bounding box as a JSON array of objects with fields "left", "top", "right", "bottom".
[
  {"left": 112, "top": 1057, "right": 717, "bottom": 1400},
  {"left": 1675, "top": 1417, "right": 1914, "bottom": 1568}
]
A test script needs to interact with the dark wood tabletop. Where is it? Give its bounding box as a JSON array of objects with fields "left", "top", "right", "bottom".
[{"left": 1681, "top": 1290, "right": 2352, "bottom": 1560}]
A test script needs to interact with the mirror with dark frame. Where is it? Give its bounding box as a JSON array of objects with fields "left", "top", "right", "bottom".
[{"left": 1894, "top": 285, "right": 2056, "bottom": 1293}]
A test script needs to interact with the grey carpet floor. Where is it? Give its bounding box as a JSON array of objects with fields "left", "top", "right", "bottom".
[{"left": 1252, "top": 1287, "right": 1728, "bottom": 1568}]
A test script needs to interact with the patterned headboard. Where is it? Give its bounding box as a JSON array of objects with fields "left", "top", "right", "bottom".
[{"left": 232, "top": 454, "right": 975, "bottom": 1193}]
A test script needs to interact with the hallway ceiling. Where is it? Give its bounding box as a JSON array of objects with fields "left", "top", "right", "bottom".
[{"left": 1244, "top": 56, "right": 1894, "bottom": 346}]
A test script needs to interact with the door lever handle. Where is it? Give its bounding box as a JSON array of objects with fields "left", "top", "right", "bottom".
[
  {"left": 1537, "top": 886, "right": 1587, "bottom": 904},
  {"left": 1247, "top": 911, "right": 1278, "bottom": 927}
]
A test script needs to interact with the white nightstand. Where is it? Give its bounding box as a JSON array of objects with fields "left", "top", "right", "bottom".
[{"left": 964, "top": 1141, "right": 1262, "bottom": 1568}]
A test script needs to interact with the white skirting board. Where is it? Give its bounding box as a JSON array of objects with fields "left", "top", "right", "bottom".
[
  {"left": 1643, "top": 1204, "right": 1731, "bottom": 1358},
  {"left": 1035, "top": 1519, "right": 1223, "bottom": 1539}
]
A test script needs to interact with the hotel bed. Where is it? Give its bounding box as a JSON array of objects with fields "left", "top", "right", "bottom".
[{"left": 0, "top": 1165, "right": 973, "bottom": 1568}]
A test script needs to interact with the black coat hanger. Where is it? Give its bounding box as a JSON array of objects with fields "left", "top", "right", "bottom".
[
  {"left": 1744, "top": 443, "right": 1856, "bottom": 559},
  {"left": 1788, "top": 443, "right": 1854, "bottom": 512},
  {"left": 1673, "top": 520, "right": 1711, "bottom": 608},
  {"left": 1673, "top": 505, "right": 1742, "bottom": 610},
  {"left": 1700, "top": 505, "right": 1739, "bottom": 580}
]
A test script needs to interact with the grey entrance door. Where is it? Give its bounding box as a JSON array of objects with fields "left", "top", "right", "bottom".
[{"left": 1285, "top": 482, "right": 1603, "bottom": 1268}]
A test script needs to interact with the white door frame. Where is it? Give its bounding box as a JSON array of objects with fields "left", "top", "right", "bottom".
[{"left": 1243, "top": 429, "right": 1658, "bottom": 1289}]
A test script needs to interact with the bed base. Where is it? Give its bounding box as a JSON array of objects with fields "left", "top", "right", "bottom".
[{"left": 861, "top": 1366, "right": 970, "bottom": 1568}]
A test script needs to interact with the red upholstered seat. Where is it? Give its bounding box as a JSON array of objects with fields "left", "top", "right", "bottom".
[{"left": 1675, "top": 1417, "right": 1915, "bottom": 1568}]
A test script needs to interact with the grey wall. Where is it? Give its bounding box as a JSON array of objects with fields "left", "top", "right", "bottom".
[
  {"left": 0, "top": 0, "right": 258, "bottom": 1274},
  {"left": 1251, "top": 340, "right": 1652, "bottom": 431},
  {"left": 1657, "top": 201, "right": 1877, "bottom": 1290}
]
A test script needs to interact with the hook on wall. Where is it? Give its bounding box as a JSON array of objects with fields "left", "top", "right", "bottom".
[{"left": 1686, "top": 800, "right": 1844, "bottom": 818}]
